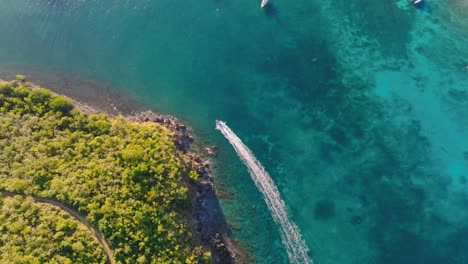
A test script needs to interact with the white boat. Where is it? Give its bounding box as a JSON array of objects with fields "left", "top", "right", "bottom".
[
  {"left": 413, "top": 0, "right": 423, "bottom": 4},
  {"left": 215, "top": 120, "right": 226, "bottom": 130},
  {"left": 261, "top": 0, "right": 269, "bottom": 8}
]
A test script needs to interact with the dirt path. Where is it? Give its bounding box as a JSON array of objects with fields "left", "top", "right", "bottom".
[{"left": 0, "top": 191, "right": 116, "bottom": 264}]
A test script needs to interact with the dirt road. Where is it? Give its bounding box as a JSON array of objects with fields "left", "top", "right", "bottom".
[{"left": 0, "top": 191, "right": 116, "bottom": 264}]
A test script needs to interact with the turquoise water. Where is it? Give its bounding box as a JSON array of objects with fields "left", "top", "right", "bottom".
[{"left": 1, "top": 0, "right": 467, "bottom": 263}]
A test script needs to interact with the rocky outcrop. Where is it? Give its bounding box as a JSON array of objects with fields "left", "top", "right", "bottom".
[
  {"left": 130, "top": 110, "right": 244, "bottom": 264},
  {"left": 204, "top": 146, "right": 218, "bottom": 157},
  {"left": 130, "top": 111, "right": 193, "bottom": 153}
]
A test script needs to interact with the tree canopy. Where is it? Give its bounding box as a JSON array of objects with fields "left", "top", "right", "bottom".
[
  {"left": 0, "top": 195, "right": 107, "bottom": 264},
  {"left": 0, "top": 80, "right": 209, "bottom": 263}
]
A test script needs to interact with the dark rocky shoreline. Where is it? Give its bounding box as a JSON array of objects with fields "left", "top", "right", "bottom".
[
  {"left": 130, "top": 111, "right": 248, "bottom": 263},
  {"left": 0, "top": 68, "right": 249, "bottom": 263}
]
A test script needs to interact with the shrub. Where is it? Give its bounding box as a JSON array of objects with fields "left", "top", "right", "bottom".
[
  {"left": 15, "top": 74, "right": 25, "bottom": 82},
  {"left": 49, "top": 96, "right": 74, "bottom": 115},
  {"left": 189, "top": 170, "right": 199, "bottom": 181}
]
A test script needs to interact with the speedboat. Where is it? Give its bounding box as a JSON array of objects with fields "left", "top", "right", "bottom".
[
  {"left": 215, "top": 120, "right": 226, "bottom": 130},
  {"left": 413, "top": 0, "right": 423, "bottom": 4},
  {"left": 261, "top": 0, "right": 269, "bottom": 8}
]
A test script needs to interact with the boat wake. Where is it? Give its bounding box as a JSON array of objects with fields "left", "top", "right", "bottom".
[{"left": 215, "top": 120, "right": 312, "bottom": 264}]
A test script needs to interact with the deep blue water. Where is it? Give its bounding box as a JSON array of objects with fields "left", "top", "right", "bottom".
[{"left": 1, "top": 0, "right": 467, "bottom": 263}]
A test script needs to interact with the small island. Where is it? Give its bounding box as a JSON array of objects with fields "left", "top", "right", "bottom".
[{"left": 0, "top": 77, "right": 243, "bottom": 263}]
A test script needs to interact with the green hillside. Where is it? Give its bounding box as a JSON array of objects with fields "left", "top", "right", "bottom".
[
  {"left": 0, "top": 78, "right": 209, "bottom": 263},
  {"left": 0, "top": 195, "right": 107, "bottom": 264}
]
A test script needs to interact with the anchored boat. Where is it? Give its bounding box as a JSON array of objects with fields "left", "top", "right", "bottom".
[{"left": 261, "top": 0, "right": 269, "bottom": 8}]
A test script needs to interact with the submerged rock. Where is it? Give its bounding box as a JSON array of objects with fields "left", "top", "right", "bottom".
[
  {"left": 350, "top": 215, "right": 363, "bottom": 226},
  {"left": 204, "top": 146, "right": 218, "bottom": 157},
  {"left": 314, "top": 199, "right": 336, "bottom": 220}
]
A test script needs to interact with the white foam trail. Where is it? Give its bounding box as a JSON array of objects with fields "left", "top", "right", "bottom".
[{"left": 216, "top": 121, "right": 312, "bottom": 264}]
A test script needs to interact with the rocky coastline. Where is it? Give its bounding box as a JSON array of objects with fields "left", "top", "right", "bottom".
[
  {"left": 2, "top": 70, "right": 248, "bottom": 263},
  {"left": 130, "top": 111, "right": 248, "bottom": 263}
]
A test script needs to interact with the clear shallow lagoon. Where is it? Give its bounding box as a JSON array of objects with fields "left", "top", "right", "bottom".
[{"left": 1, "top": 0, "right": 467, "bottom": 263}]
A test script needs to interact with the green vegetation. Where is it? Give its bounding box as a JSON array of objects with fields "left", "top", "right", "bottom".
[
  {"left": 0, "top": 195, "right": 107, "bottom": 264},
  {"left": 189, "top": 171, "right": 200, "bottom": 181},
  {"left": 15, "top": 75, "right": 25, "bottom": 82},
  {"left": 0, "top": 80, "right": 207, "bottom": 263}
]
